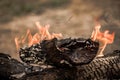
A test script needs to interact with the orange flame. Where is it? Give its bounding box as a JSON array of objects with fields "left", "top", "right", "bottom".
[
  {"left": 91, "top": 23, "right": 115, "bottom": 57},
  {"left": 15, "top": 22, "right": 62, "bottom": 50}
]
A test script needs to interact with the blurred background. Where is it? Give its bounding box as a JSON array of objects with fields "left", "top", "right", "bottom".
[{"left": 0, "top": 0, "right": 120, "bottom": 59}]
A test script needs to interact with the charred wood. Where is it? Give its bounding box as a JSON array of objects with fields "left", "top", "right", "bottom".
[
  {"left": 0, "top": 38, "right": 120, "bottom": 80},
  {"left": 19, "top": 38, "right": 99, "bottom": 67},
  {"left": 0, "top": 53, "right": 26, "bottom": 80},
  {"left": 0, "top": 53, "right": 43, "bottom": 80},
  {"left": 15, "top": 51, "right": 120, "bottom": 80},
  {"left": 16, "top": 67, "right": 77, "bottom": 80},
  {"left": 77, "top": 50, "right": 120, "bottom": 80},
  {"left": 0, "top": 51, "right": 119, "bottom": 80}
]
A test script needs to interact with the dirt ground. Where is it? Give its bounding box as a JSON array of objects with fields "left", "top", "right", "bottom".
[{"left": 0, "top": 0, "right": 120, "bottom": 60}]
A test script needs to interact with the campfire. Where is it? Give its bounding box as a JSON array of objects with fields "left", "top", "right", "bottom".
[
  {"left": 15, "top": 22, "right": 115, "bottom": 58},
  {"left": 0, "top": 21, "right": 119, "bottom": 80}
]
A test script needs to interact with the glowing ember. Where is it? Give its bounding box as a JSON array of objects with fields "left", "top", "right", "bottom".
[
  {"left": 91, "top": 23, "right": 115, "bottom": 57},
  {"left": 15, "top": 22, "right": 62, "bottom": 50}
]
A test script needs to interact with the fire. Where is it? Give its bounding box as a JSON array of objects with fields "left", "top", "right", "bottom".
[
  {"left": 15, "top": 22, "right": 62, "bottom": 50},
  {"left": 91, "top": 23, "right": 115, "bottom": 57},
  {"left": 15, "top": 21, "right": 114, "bottom": 57}
]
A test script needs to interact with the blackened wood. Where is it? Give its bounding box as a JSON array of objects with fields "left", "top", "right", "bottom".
[
  {"left": 43, "top": 38, "right": 99, "bottom": 67},
  {"left": 19, "top": 38, "right": 99, "bottom": 68},
  {"left": 16, "top": 52, "right": 120, "bottom": 80},
  {"left": 42, "top": 38, "right": 99, "bottom": 67},
  {"left": 0, "top": 53, "right": 26, "bottom": 80},
  {"left": 16, "top": 68, "right": 77, "bottom": 80},
  {"left": 0, "top": 52, "right": 120, "bottom": 80},
  {"left": 0, "top": 53, "right": 44, "bottom": 80},
  {"left": 77, "top": 51, "right": 120, "bottom": 80}
]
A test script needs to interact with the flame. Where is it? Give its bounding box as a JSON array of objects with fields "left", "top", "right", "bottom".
[
  {"left": 15, "top": 22, "right": 62, "bottom": 50},
  {"left": 15, "top": 37, "right": 20, "bottom": 51},
  {"left": 91, "top": 23, "right": 115, "bottom": 57}
]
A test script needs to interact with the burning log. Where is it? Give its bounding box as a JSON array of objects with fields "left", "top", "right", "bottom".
[
  {"left": 1, "top": 22, "right": 118, "bottom": 80},
  {"left": 19, "top": 38, "right": 99, "bottom": 67}
]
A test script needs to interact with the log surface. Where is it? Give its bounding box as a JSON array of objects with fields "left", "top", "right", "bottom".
[
  {"left": 77, "top": 53, "right": 120, "bottom": 80},
  {"left": 0, "top": 52, "right": 120, "bottom": 80}
]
